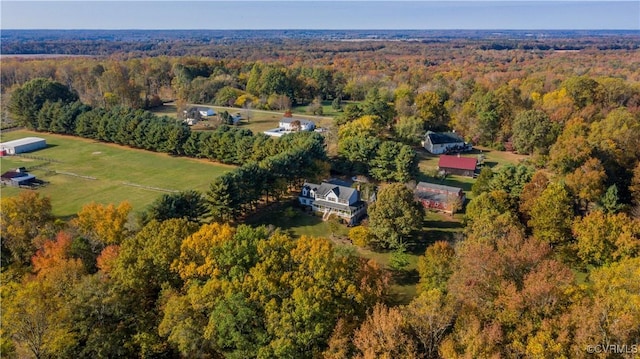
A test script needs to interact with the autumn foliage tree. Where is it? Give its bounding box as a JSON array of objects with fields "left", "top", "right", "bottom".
[
  {"left": 2, "top": 231, "right": 85, "bottom": 358},
  {"left": 353, "top": 303, "right": 417, "bottom": 359},
  {"left": 403, "top": 289, "right": 456, "bottom": 359},
  {"left": 1, "top": 191, "right": 55, "bottom": 265},
  {"left": 565, "top": 157, "right": 607, "bottom": 209},
  {"left": 161, "top": 226, "right": 388, "bottom": 358},
  {"left": 528, "top": 182, "right": 574, "bottom": 251},
  {"left": 367, "top": 183, "right": 425, "bottom": 249},
  {"left": 548, "top": 117, "right": 593, "bottom": 174},
  {"left": 72, "top": 201, "right": 132, "bottom": 246},
  {"left": 631, "top": 162, "right": 640, "bottom": 206},
  {"left": 417, "top": 241, "right": 455, "bottom": 294},
  {"left": 572, "top": 211, "right": 640, "bottom": 267},
  {"left": 446, "top": 230, "right": 575, "bottom": 358},
  {"left": 518, "top": 171, "right": 549, "bottom": 220},
  {"left": 570, "top": 257, "right": 640, "bottom": 357}
]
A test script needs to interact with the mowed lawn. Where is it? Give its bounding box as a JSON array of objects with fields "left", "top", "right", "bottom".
[
  {"left": 1, "top": 131, "right": 233, "bottom": 217},
  {"left": 150, "top": 103, "right": 335, "bottom": 134}
]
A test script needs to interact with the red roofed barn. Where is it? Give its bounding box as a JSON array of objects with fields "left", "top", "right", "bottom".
[{"left": 438, "top": 155, "right": 477, "bottom": 177}]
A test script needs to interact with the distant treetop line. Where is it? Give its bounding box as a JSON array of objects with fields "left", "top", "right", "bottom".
[{"left": 2, "top": 29, "right": 639, "bottom": 56}]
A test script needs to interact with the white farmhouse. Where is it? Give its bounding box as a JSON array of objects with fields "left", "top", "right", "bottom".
[
  {"left": 264, "top": 117, "right": 316, "bottom": 137},
  {"left": 299, "top": 181, "right": 367, "bottom": 225},
  {"left": 422, "top": 131, "right": 472, "bottom": 154},
  {"left": 279, "top": 118, "right": 315, "bottom": 131}
]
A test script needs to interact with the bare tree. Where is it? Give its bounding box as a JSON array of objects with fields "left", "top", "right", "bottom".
[{"left": 291, "top": 120, "right": 301, "bottom": 132}]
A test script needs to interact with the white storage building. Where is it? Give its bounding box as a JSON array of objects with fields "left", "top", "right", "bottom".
[{"left": 0, "top": 137, "right": 47, "bottom": 155}]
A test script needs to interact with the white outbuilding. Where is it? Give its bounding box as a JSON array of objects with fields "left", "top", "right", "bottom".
[{"left": 0, "top": 137, "right": 47, "bottom": 155}]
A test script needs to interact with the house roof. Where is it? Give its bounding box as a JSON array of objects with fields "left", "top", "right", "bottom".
[
  {"left": 302, "top": 182, "right": 357, "bottom": 202},
  {"left": 317, "top": 183, "right": 357, "bottom": 201},
  {"left": 438, "top": 155, "right": 477, "bottom": 171},
  {"left": 416, "top": 182, "right": 463, "bottom": 195},
  {"left": 1, "top": 171, "right": 29, "bottom": 180},
  {"left": 416, "top": 191, "right": 449, "bottom": 204},
  {"left": 0, "top": 137, "right": 46, "bottom": 148},
  {"left": 11, "top": 174, "right": 35, "bottom": 183},
  {"left": 426, "top": 131, "right": 465, "bottom": 145}
]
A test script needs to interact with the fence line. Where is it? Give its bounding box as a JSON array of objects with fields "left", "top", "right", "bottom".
[
  {"left": 55, "top": 170, "right": 97, "bottom": 180},
  {"left": 13, "top": 154, "right": 62, "bottom": 163},
  {"left": 121, "top": 182, "right": 178, "bottom": 193},
  {"left": 28, "top": 163, "right": 51, "bottom": 170}
]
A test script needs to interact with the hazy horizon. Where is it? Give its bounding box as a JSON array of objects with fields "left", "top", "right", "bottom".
[{"left": 2, "top": 1, "right": 639, "bottom": 31}]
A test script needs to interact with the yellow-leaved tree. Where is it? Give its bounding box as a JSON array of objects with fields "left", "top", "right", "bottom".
[
  {"left": 0, "top": 191, "right": 55, "bottom": 265},
  {"left": 72, "top": 201, "right": 132, "bottom": 245},
  {"left": 171, "top": 222, "right": 236, "bottom": 280}
]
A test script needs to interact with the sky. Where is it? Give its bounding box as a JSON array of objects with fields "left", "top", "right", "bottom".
[{"left": 1, "top": 1, "right": 639, "bottom": 30}]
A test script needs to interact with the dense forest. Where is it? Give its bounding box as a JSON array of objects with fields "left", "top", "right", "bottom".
[
  {"left": 2, "top": 31, "right": 640, "bottom": 358},
  {"left": 2, "top": 30, "right": 639, "bottom": 56}
]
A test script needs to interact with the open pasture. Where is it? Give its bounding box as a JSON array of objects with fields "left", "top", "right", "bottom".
[
  {"left": 151, "top": 103, "right": 335, "bottom": 133},
  {"left": 0, "top": 130, "right": 233, "bottom": 217}
]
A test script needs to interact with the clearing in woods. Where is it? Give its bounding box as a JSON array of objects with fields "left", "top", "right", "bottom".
[{"left": 0, "top": 130, "right": 233, "bottom": 217}]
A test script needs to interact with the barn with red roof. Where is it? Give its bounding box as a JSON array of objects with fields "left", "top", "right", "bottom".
[{"left": 438, "top": 155, "right": 477, "bottom": 177}]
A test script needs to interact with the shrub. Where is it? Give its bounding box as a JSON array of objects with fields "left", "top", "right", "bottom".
[{"left": 349, "top": 226, "right": 371, "bottom": 247}]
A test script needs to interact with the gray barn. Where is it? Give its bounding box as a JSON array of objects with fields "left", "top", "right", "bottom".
[{"left": 0, "top": 137, "right": 47, "bottom": 155}]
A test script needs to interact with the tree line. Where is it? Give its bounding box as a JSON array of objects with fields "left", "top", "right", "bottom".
[
  {"left": 9, "top": 78, "right": 331, "bottom": 166},
  {"left": 206, "top": 132, "right": 329, "bottom": 222}
]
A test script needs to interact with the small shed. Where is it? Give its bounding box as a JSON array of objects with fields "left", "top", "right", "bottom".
[
  {"left": 1, "top": 168, "right": 36, "bottom": 187},
  {"left": 0, "top": 137, "right": 47, "bottom": 155}
]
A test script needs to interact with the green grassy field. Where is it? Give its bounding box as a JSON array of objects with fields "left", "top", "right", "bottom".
[
  {"left": 416, "top": 146, "right": 528, "bottom": 174},
  {"left": 416, "top": 146, "right": 529, "bottom": 201},
  {"left": 244, "top": 200, "right": 350, "bottom": 238},
  {"left": 0, "top": 131, "right": 233, "bottom": 217},
  {"left": 150, "top": 104, "right": 335, "bottom": 134},
  {"left": 291, "top": 100, "right": 344, "bottom": 118}
]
